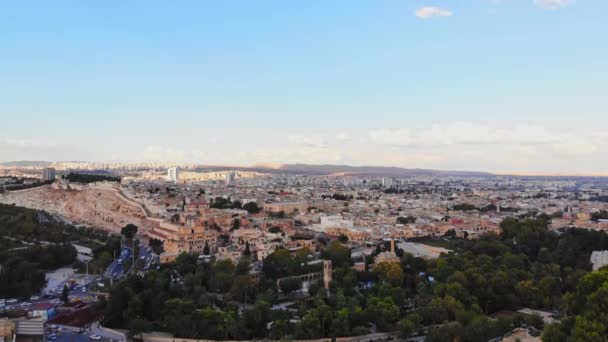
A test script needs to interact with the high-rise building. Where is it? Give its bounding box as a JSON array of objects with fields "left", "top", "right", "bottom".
[
  {"left": 225, "top": 171, "right": 236, "bottom": 186},
  {"left": 41, "top": 168, "right": 56, "bottom": 181},
  {"left": 381, "top": 177, "right": 393, "bottom": 188},
  {"left": 168, "top": 167, "right": 179, "bottom": 184}
]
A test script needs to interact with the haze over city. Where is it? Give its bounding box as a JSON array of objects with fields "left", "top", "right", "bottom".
[{"left": 2, "top": 1, "right": 606, "bottom": 174}]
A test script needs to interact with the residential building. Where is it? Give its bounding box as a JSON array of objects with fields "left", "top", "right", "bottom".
[
  {"left": 41, "top": 167, "right": 56, "bottom": 181},
  {"left": 167, "top": 167, "right": 179, "bottom": 184}
]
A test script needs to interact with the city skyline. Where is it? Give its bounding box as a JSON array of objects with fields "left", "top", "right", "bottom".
[{"left": 2, "top": 1, "right": 607, "bottom": 174}]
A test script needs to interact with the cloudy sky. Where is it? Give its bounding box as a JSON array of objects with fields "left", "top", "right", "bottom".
[{"left": 1, "top": 1, "right": 606, "bottom": 174}]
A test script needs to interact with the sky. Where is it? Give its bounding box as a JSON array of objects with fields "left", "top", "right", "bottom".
[{"left": 1, "top": 0, "right": 607, "bottom": 174}]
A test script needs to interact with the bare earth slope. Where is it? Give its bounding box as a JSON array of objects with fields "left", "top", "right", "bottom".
[{"left": 0, "top": 184, "right": 152, "bottom": 233}]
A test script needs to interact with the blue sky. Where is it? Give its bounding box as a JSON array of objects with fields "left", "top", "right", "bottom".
[{"left": 1, "top": 0, "right": 607, "bottom": 173}]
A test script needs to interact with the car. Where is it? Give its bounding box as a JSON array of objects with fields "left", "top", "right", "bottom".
[
  {"left": 78, "top": 328, "right": 86, "bottom": 334},
  {"left": 50, "top": 324, "right": 58, "bottom": 330},
  {"left": 47, "top": 334, "right": 57, "bottom": 340},
  {"left": 7, "top": 299, "right": 18, "bottom": 304},
  {"left": 82, "top": 287, "right": 87, "bottom": 293},
  {"left": 30, "top": 296, "right": 40, "bottom": 301},
  {"left": 20, "top": 302, "right": 31, "bottom": 307},
  {"left": 89, "top": 334, "right": 102, "bottom": 340}
]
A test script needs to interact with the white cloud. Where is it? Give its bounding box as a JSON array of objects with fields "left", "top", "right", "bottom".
[
  {"left": 369, "top": 128, "right": 413, "bottom": 146},
  {"left": 415, "top": 7, "right": 453, "bottom": 19},
  {"left": 0, "top": 138, "right": 64, "bottom": 162},
  {"left": 247, "top": 146, "right": 343, "bottom": 165},
  {"left": 368, "top": 122, "right": 599, "bottom": 156},
  {"left": 533, "top": 0, "right": 575, "bottom": 10},
  {"left": 141, "top": 145, "right": 208, "bottom": 162},
  {"left": 336, "top": 132, "right": 350, "bottom": 142},
  {"left": 287, "top": 135, "right": 326, "bottom": 148},
  {"left": 0, "top": 138, "right": 56, "bottom": 149}
]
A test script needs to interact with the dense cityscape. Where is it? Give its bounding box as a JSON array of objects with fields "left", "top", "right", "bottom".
[{"left": 2, "top": 163, "right": 608, "bottom": 341}]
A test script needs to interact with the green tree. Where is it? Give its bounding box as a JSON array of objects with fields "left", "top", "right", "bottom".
[
  {"left": 268, "top": 226, "right": 282, "bottom": 234},
  {"left": 365, "top": 296, "right": 400, "bottom": 331},
  {"left": 322, "top": 241, "right": 351, "bottom": 268},
  {"left": 397, "top": 216, "right": 416, "bottom": 224},
  {"left": 149, "top": 238, "right": 164, "bottom": 255},
  {"left": 121, "top": 224, "right": 138, "bottom": 239},
  {"left": 243, "top": 202, "right": 262, "bottom": 214},
  {"left": 398, "top": 318, "right": 416, "bottom": 338},
  {"left": 375, "top": 262, "right": 404, "bottom": 286}
]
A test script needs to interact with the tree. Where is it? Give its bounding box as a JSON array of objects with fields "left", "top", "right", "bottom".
[
  {"left": 121, "top": 224, "right": 138, "bottom": 239},
  {"left": 61, "top": 284, "right": 70, "bottom": 304},
  {"left": 365, "top": 296, "right": 400, "bottom": 331},
  {"left": 231, "top": 219, "right": 241, "bottom": 230},
  {"left": 444, "top": 229, "right": 457, "bottom": 239},
  {"left": 297, "top": 308, "right": 322, "bottom": 339},
  {"left": 398, "top": 318, "right": 416, "bottom": 338},
  {"left": 338, "top": 234, "right": 349, "bottom": 243},
  {"left": 149, "top": 238, "right": 164, "bottom": 255},
  {"left": 268, "top": 226, "right": 282, "bottom": 234},
  {"left": 243, "top": 202, "right": 262, "bottom": 214},
  {"left": 128, "top": 318, "right": 153, "bottom": 340},
  {"left": 322, "top": 241, "right": 351, "bottom": 268},
  {"left": 203, "top": 241, "right": 210, "bottom": 255},
  {"left": 268, "top": 210, "right": 286, "bottom": 219},
  {"left": 397, "top": 216, "right": 416, "bottom": 224},
  {"left": 243, "top": 242, "right": 251, "bottom": 257},
  {"left": 262, "top": 249, "right": 294, "bottom": 279},
  {"left": 279, "top": 278, "right": 301, "bottom": 294},
  {"left": 375, "top": 262, "right": 404, "bottom": 286},
  {"left": 211, "top": 197, "right": 231, "bottom": 209}
]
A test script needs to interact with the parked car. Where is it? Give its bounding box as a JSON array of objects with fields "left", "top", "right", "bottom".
[{"left": 90, "top": 334, "right": 102, "bottom": 340}]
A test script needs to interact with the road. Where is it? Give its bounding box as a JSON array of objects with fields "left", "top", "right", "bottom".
[
  {"left": 103, "top": 247, "right": 131, "bottom": 280},
  {"left": 46, "top": 324, "right": 126, "bottom": 342},
  {"left": 103, "top": 243, "right": 157, "bottom": 280}
]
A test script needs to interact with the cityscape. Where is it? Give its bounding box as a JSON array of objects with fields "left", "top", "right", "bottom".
[{"left": 2, "top": 1, "right": 608, "bottom": 342}]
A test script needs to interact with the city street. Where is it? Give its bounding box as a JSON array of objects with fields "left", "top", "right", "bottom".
[{"left": 46, "top": 324, "right": 126, "bottom": 342}]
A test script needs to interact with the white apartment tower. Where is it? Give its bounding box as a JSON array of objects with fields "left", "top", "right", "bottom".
[
  {"left": 42, "top": 168, "right": 56, "bottom": 181},
  {"left": 225, "top": 171, "right": 236, "bottom": 186},
  {"left": 168, "top": 167, "right": 179, "bottom": 184}
]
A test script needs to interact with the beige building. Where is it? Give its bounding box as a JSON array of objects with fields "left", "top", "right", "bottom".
[
  {"left": 148, "top": 219, "right": 217, "bottom": 263},
  {"left": 264, "top": 201, "right": 309, "bottom": 214}
]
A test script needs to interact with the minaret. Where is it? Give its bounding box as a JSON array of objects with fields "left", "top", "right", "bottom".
[
  {"left": 390, "top": 239, "right": 396, "bottom": 255},
  {"left": 323, "top": 260, "right": 332, "bottom": 290},
  {"left": 497, "top": 203, "right": 501, "bottom": 213}
]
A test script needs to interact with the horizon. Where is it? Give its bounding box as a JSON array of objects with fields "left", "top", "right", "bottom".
[
  {"left": 2, "top": 1, "right": 607, "bottom": 174},
  {"left": 4, "top": 159, "right": 608, "bottom": 177}
]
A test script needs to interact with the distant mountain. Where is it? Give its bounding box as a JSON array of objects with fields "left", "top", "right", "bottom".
[
  {"left": 276, "top": 164, "right": 494, "bottom": 177},
  {"left": 1, "top": 160, "right": 493, "bottom": 177},
  {"left": 0, "top": 160, "right": 51, "bottom": 167}
]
